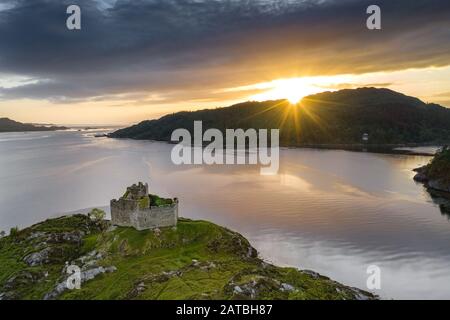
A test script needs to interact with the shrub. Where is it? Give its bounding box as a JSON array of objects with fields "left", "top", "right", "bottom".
[
  {"left": 88, "top": 208, "right": 106, "bottom": 222},
  {"left": 149, "top": 194, "right": 173, "bottom": 207},
  {"left": 88, "top": 208, "right": 108, "bottom": 232},
  {"left": 9, "top": 226, "right": 19, "bottom": 238},
  {"left": 427, "top": 146, "right": 450, "bottom": 182}
]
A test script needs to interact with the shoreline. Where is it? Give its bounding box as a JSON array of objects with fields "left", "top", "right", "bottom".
[
  {"left": 413, "top": 147, "right": 450, "bottom": 214},
  {"left": 107, "top": 135, "right": 439, "bottom": 156}
]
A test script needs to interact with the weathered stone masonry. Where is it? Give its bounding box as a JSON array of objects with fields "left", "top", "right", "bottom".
[{"left": 110, "top": 182, "right": 178, "bottom": 231}]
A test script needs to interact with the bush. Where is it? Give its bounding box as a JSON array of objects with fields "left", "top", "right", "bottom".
[
  {"left": 88, "top": 208, "right": 106, "bottom": 222},
  {"left": 88, "top": 208, "right": 108, "bottom": 232},
  {"left": 9, "top": 226, "right": 19, "bottom": 238},
  {"left": 149, "top": 194, "right": 173, "bottom": 207},
  {"left": 427, "top": 146, "right": 450, "bottom": 182}
]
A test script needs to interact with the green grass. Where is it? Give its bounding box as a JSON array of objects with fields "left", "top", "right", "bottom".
[
  {"left": 0, "top": 215, "right": 375, "bottom": 300},
  {"left": 149, "top": 194, "right": 173, "bottom": 207}
]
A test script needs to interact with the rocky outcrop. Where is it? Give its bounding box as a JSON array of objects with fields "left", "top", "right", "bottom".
[
  {"left": 0, "top": 215, "right": 104, "bottom": 300},
  {"left": 0, "top": 214, "right": 377, "bottom": 300},
  {"left": 23, "top": 248, "right": 53, "bottom": 266},
  {"left": 414, "top": 147, "right": 450, "bottom": 215},
  {"left": 413, "top": 166, "right": 429, "bottom": 183},
  {"left": 44, "top": 263, "right": 117, "bottom": 300},
  {"left": 22, "top": 231, "right": 85, "bottom": 266},
  {"left": 414, "top": 147, "right": 450, "bottom": 194},
  {"left": 414, "top": 167, "right": 450, "bottom": 193}
]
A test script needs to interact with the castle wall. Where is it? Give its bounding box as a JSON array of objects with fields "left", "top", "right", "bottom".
[
  {"left": 111, "top": 198, "right": 178, "bottom": 230},
  {"left": 110, "top": 199, "right": 139, "bottom": 227},
  {"left": 135, "top": 202, "right": 178, "bottom": 231}
]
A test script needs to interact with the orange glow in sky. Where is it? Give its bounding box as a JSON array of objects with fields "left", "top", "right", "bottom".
[{"left": 1, "top": 66, "right": 450, "bottom": 125}]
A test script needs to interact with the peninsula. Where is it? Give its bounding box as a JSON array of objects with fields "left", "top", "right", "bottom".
[
  {"left": 0, "top": 118, "right": 67, "bottom": 133},
  {"left": 414, "top": 146, "right": 450, "bottom": 193},
  {"left": 414, "top": 147, "right": 450, "bottom": 214},
  {"left": 0, "top": 183, "right": 376, "bottom": 300}
]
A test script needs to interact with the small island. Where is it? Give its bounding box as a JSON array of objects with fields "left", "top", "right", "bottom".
[
  {"left": 0, "top": 183, "right": 376, "bottom": 300},
  {"left": 0, "top": 118, "right": 67, "bottom": 133}
]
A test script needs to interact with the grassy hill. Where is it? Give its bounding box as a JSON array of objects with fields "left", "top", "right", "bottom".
[
  {"left": 110, "top": 88, "right": 450, "bottom": 145},
  {"left": 0, "top": 118, "right": 67, "bottom": 133},
  {"left": 0, "top": 215, "right": 375, "bottom": 300}
]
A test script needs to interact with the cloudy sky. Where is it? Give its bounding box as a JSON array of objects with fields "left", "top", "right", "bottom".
[{"left": 0, "top": 0, "right": 449, "bottom": 125}]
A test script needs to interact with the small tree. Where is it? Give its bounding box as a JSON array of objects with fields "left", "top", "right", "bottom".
[
  {"left": 0, "top": 230, "right": 6, "bottom": 238},
  {"left": 88, "top": 208, "right": 107, "bottom": 231},
  {"left": 88, "top": 208, "right": 106, "bottom": 222}
]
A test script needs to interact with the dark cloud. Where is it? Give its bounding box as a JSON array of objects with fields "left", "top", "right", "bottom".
[{"left": 0, "top": 0, "right": 449, "bottom": 102}]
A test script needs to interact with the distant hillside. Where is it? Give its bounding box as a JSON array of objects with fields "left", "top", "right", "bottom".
[
  {"left": 111, "top": 88, "right": 450, "bottom": 145},
  {"left": 0, "top": 118, "right": 67, "bottom": 133}
]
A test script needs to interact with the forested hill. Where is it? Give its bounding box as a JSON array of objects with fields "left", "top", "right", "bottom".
[
  {"left": 110, "top": 88, "right": 450, "bottom": 145},
  {"left": 0, "top": 118, "right": 67, "bottom": 132}
]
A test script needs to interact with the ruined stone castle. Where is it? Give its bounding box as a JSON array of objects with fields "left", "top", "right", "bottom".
[{"left": 110, "top": 182, "right": 178, "bottom": 230}]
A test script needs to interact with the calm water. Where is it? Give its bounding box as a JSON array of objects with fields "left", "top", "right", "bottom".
[{"left": 1, "top": 130, "right": 449, "bottom": 299}]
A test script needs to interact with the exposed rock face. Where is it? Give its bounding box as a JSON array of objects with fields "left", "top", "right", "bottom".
[
  {"left": 301, "top": 270, "right": 321, "bottom": 280},
  {"left": 44, "top": 263, "right": 117, "bottom": 300},
  {"left": 24, "top": 248, "right": 53, "bottom": 266},
  {"left": 413, "top": 166, "right": 429, "bottom": 183},
  {"left": 22, "top": 231, "right": 85, "bottom": 266}
]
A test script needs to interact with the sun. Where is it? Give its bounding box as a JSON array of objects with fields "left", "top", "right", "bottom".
[
  {"left": 247, "top": 78, "right": 329, "bottom": 104},
  {"left": 287, "top": 94, "right": 302, "bottom": 105},
  {"left": 277, "top": 80, "right": 315, "bottom": 104}
]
